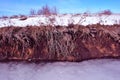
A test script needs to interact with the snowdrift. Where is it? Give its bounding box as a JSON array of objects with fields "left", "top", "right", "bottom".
[{"left": 0, "top": 14, "right": 120, "bottom": 27}]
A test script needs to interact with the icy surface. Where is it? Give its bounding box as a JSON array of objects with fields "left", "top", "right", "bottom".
[
  {"left": 0, "top": 59, "right": 120, "bottom": 80},
  {"left": 0, "top": 14, "right": 120, "bottom": 27}
]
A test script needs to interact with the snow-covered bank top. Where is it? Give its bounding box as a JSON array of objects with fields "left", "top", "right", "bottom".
[{"left": 0, "top": 14, "right": 120, "bottom": 27}]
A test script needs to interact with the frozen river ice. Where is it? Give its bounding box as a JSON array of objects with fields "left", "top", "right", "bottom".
[{"left": 0, "top": 59, "right": 120, "bottom": 80}]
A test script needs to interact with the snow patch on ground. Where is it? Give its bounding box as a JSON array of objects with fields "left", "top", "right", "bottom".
[
  {"left": 0, "top": 59, "right": 120, "bottom": 80},
  {"left": 0, "top": 14, "right": 120, "bottom": 27}
]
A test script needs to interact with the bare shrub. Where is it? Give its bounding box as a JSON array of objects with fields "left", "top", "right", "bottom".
[
  {"left": 37, "top": 5, "right": 58, "bottom": 15},
  {"left": 99, "top": 10, "right": 112, "bottom": 15},
  {"left": 83, "top": 11, "right": 91, "bottom": 16},
  {"left": 19, "top": 15, "right": 27, "bottom": 20},
  {"left": 10, "top": 15, "right": 19, "bottom": 19},
  {"left": 30, "top": 9, "right": 36, "bottom": 15},
  {"left": 51, "top": 7, "right": 57, "bottom": 15},
  {"left": 0, "top": 16, "right": 8, "bottom": 20},
  {"left": 74, "top": 13, "right": 81, "bottom": 16}
]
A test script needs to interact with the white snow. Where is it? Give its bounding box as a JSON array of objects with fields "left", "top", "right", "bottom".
[
  {"left": 0, "top": 59, "right": 120, "bottom": 80},
  {"left": 0, "top": 14, "right": 120, "bottom": 27}
]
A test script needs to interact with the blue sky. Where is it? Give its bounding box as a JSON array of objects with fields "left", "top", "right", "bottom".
[{"left": 0, "top": 0, "right": 120, "bottom": 16}]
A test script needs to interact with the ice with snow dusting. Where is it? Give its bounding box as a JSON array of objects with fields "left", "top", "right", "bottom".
[
  {"left": 0, "top": 59, "right": 120, "bottom": 80},
  {"left": 0, "top": 14, "right": 120, "bottom": 27}
]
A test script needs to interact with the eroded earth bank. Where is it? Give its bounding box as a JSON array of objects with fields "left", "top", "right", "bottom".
[{"left": 0, "top": 24, "right": 120, "bottom": 62}]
